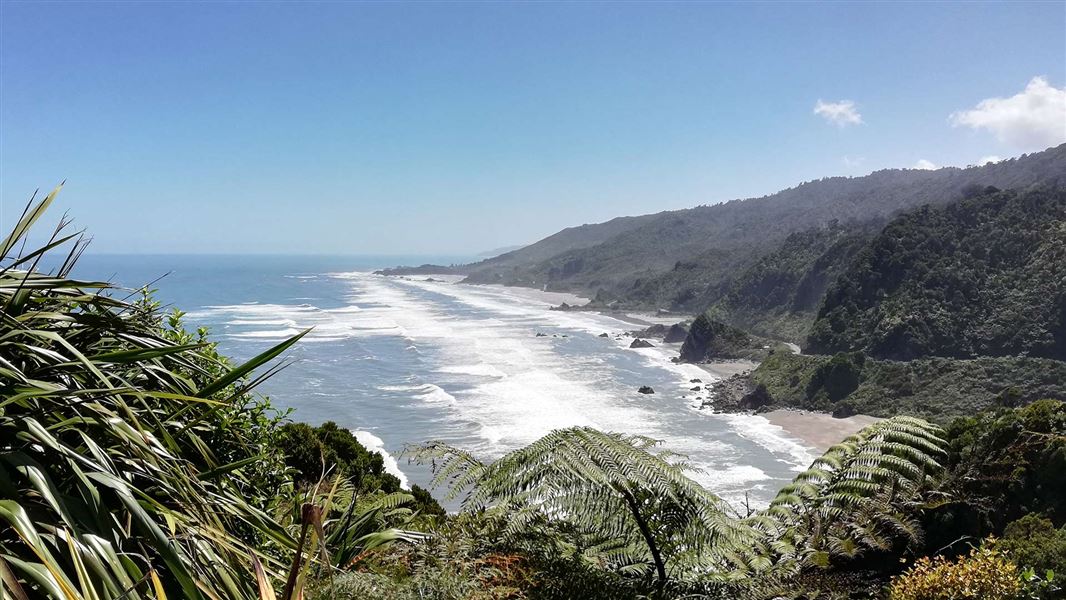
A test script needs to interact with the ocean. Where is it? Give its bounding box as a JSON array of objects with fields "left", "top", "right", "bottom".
[{"left": 68, "top": 254, "right": 814, "bottom": 508}]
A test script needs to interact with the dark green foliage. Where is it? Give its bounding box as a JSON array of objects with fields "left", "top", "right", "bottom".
[
  {"left": 679, "top": 313, "right": 770, "bottom": 362},
  {"left": 0, "top": 187, "right": 302, "bottom": 598},
  {"left": 940, "top": 401, "right": 1066, "bottom": 529},
  {"left": 706, "top": 222, "right": 875, "bottom": 343},
  {"left": 806, "top": 352, "right": 866, "bottom": 402},
  {"left": 920, "top": 401, "right": 1066, "bottom": 565},
  {"left": 277, "top": 421, "right": 445, "bottom": 515},
  {"left": 461, "top": 145, "right": 1066, "bottom": 318},
  {"left": 1000, "top": 514, "right": 1066, "bottom": 576},
  {"left": 410, "top": 485, "right": 447, "bottom": 517},
  {"left": 748, "top": 352, "right": 1066, "bottom": 421},
  {"left": 314, "top": 510, "right": 646, "bottom": 599},
  {"left": 808, "top": 187, "right": 1066, "bottom": 360}
]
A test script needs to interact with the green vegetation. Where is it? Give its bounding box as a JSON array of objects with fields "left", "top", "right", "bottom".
[
  {"left": 1001, "top": 515, "right": 1066, "bottom": 579},
  {"left": 926, "top": 400, "right": 1066, "bottom": 546},
  {"left": 706, "top": 222, "right": 874, "bottom": 343},
  {"left": 460, "top": 145, "right": 1066, "bottom": 318},
  {"left": 808, "top": 187, "right": 1066, "bottom": 360},
  {"left": 742, "top": 350, "right": 1066, "bottom": 421},
  {"left": 679, "top": 313, "right": 776, "bottom": 362},
  {"left": 889, "top": 541, "right": 1021, "bottom": 600},
  {"left": 277, "top": 422, "right": 444, "bottom": 516},
  {"left": 0, "top": 188, "right": 427, "bottom": 599},
  {"left": 5, "top": 186, "right": 1065, "bottom": 599}
]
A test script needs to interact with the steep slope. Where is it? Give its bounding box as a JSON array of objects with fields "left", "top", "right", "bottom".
[
  {"left": 463, "top": 145, "right": 1066, "bottom": 309},
  {"left": 807, "top": 187, "right": 1066, "bottom": 361},
  {"left": 699, "top": 222, "right": 876, "bottom": 342}
]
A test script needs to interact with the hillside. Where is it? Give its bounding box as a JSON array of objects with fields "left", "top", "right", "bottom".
[
  {"left": 807, "top": 187, "right": 1066, "bottom": 361},
  {"left": 461, "top": 145, "right": 1066, "bottom": 317},
  {"left": 700, "top": 222, "right": 876, "bottom": 343},
  {"left": 726, "top": 350, "right": 1066, "bottom": 423}
]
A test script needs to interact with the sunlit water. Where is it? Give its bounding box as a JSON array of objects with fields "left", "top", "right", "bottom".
[{"left": 70, "top": 254, "right": 814, "bottom": 508}]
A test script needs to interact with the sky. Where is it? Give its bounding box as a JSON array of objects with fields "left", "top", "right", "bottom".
[{"left": 1, "top": 1, "right": 1064, "bottom": 255}]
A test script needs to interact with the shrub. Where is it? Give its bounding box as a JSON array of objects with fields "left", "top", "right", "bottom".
[
  {"left": 1000, "top": 514, "right": 1066, "bottom": 576},
  {"left": 889, "top": 541, "right": 1020, "bottom": 600},
  {"left": 805, "top": 351, "right": 864, "bottom": 402}
]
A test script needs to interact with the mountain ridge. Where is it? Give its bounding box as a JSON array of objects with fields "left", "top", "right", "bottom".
[{"left": 461, "top": 146, "right": 1066, "bottom": 314}]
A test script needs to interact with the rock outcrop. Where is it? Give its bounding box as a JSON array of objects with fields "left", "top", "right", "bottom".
[{"left": 679, "top": 314, "right": 770, "bottom": 362}]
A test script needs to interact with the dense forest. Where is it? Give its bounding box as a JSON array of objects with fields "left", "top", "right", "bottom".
[
  {"left": 728, "top": 350, "right": 1066, "bottom": 422},
  {"left": 807, "top": 187, "right": 1066, "bottom": 361},
  {"left": 703, "top": 222, "right": 876, "bottom": 343},
  {"left": 456, "top": 145, "right": 1065, "bottom": 317}
]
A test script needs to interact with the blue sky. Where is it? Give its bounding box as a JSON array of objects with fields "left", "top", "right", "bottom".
[{"left": 2, "top": 2, "right": 1064, "bottom": 255}]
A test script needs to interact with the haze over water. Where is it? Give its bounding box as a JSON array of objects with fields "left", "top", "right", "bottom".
[{"left": 72, "top": 254, "right": 815, "bottom": 508}]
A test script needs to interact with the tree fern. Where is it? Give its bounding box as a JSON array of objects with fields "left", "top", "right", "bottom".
[
  {"left": 409, "top": 427, "right": 759, "bottom": 585},
  {"left": 758, "top": 416, "right": 948, "bottom": 569}
]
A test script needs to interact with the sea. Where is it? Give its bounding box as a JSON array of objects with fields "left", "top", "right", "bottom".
[{"left": 67, "top": 254, "right": 815, "bottom": 509}]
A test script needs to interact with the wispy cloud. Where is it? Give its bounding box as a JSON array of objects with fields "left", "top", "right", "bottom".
[
  {"left": 842, "top": 155, "right": 865, "bottom": 168},
  {"left": 814, "top": 99, "right": 863, "bottom": 127},
  {"left": 913, "top": 159, "right": 937, "bottom": 170},
  {"left": 950, "top": 77, "right": 1066, "bottom": 150},
  {"left": 978, "top": 155, "right": 1002, "bottom": 165}
]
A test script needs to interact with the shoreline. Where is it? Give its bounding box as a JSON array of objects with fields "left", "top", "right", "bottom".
[
  {"left": 767, "top": 411, "right": 882, "bottom": 453},
  {"left": 385, "top": 273, "right": 875, "bottom": 457},
  {"left": 762, "top": 410, "right": 882, "bottom": 453},
  {"left": 691, "top": 359, "right": 879, "bottom": 453}
]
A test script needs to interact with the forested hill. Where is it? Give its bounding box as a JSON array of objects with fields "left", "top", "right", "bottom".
[
  {"left": 807, "top": 187, "right": 1066, "bottom": 361},
  {"left": 461, "top": 145, "right": 1066, "bottom": 313}
]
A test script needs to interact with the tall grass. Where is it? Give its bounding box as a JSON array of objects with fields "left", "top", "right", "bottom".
[{"left": 0, "top": 185, "right": 308, "bottom": 598}]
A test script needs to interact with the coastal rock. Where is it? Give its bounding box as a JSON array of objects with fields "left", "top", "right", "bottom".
[
  {"left": 739, "top": 384, "right": 773, "bottom": 411},
  {"left": 630, "top": 322, "right": 689, "bottom": 343},
  {"left": 536, "top": 332, "right": 547, "bottom": 337},
  {"left": 690, "top": 378, "right": 702, "bottom": 383},
  {"left": 700, "top": 371, "right": 760, "bottom": 412},
  {"left": 631, "top": 324, "right": 668, "bottom": 339},
  {"left": 690, "top": 386, "right": 701, "bottom": 391},
  {"left": 678, "top": 314, "right": 767, "bottom": 362},
  {"left": 663, "top": 323, "right": 689, "bottom": 343},
  {"left": 599, "top": 332, "right": 610, "bottom": 338},
  {"left": 630, "top": 339, "right": 654, "bottom": 349},
  {"left": 832, "top": 402, "right": 857, "bottom": 418},
  {"left": 637, "top": 386, "right": 655, "bottom": 394}
]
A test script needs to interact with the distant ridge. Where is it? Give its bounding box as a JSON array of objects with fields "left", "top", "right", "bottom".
[
  {"left": 477, "top": 245, "right": 526, "bottom": 258},
  {"left": 459, "top": 145, "right": 1066, "bottom": 315}
]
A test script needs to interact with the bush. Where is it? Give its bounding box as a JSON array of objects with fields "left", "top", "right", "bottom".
[
  {"left": 1000, "top": 514, "right": 1066, "bottom": 576},
  {"left": 889, "top": 541, "right": 1020, "bottom": 600},
  {"left": 806, "top": 351, "right": 865, "bottom": 402},
  {"left": 277, "top": 421, "right": 446, "bottom": 515}
]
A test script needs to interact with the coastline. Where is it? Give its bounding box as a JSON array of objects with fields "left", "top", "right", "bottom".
[
  {"left": 762, "top": 410, "right": 881, "bottom": 453},
  {"left": 385, "top": 274, "right": 873, "bottom": 459}
]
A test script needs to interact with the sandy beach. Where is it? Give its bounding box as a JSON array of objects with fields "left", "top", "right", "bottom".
[
  {"left": 763, "top": 410, "right": 881, "bottom": 453},
  {"left": 696, "top": 359, "right": 757, "bottom": 379}
]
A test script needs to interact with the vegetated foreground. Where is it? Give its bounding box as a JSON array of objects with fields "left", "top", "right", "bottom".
[{"left": 2, "top": 188, "right": 1063, "bottom": 600}]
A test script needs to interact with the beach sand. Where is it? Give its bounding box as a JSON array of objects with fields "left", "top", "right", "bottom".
[
  {"left": 696, "top": 360, "right": 757, "bottom": 379},
  {"left": 763, "top": 410, "right": 881, "bottom": 454}
]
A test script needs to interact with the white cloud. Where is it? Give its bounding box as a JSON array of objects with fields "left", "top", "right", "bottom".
[
  {"left": 814, "top": 99, "right": 863, "bottom": 127},
  {"left": 978, "top": 155, "right": 1002, "bottom": 165},
  {"left": 950, "top": 77, "right": 1066, "bottom": 150},
  {"left": 913, "top": 159, "right": 937, "bottom": 170},
  {"left": 842, "top": 155, "right": 865, "bottom": 168}
]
